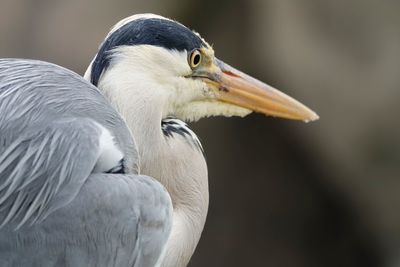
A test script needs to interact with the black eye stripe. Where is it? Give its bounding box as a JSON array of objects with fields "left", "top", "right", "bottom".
[{"left": 90, "top": 18, "right": 206, "bottom": 86}]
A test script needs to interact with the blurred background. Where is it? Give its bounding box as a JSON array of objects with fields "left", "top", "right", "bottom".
[{"left": 1, "top": 0, "right": 399, "bottom": 266}]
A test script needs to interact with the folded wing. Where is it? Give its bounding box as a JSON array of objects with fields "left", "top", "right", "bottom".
[{"left": 0, "top": 59, "right": 172, "bottom": 267}]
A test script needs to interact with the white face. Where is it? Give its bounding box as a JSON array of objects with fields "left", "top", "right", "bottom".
[
  {"left": 84, "top": 14, "right": 318, "bottom": 123},
  {"left": 87, "top": 44, "right": 251, "bottom": 122}
]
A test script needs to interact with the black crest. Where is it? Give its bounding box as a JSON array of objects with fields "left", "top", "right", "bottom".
[{"left": 90, "top": 18, "right": 206, "bottom": 86}]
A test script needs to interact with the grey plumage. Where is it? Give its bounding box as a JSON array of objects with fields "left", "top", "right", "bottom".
[{"left": 0, "top": 59, "right": 172, "bottom": 266}]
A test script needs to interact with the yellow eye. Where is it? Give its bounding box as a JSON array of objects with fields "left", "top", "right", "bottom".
[{"left": 189, "top": 49, "right": 202, "bottom": 68}]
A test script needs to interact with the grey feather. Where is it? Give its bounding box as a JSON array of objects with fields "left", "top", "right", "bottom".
[
  {"left": 0, "top": 174, "right": 172, "bottom": 267},
  {"left": 0, "top": 59, "right": 138, "bottom": 173},
  {"left": 0, "top": 118, "right": 101, "bottom": 228},
  {"left": 0, "top": 59, "right": 172, "bottom": 266}
]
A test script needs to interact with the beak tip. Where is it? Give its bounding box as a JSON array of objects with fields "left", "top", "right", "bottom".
[{"left": 303, "top": 111, "right": 319, "bottom": 123}]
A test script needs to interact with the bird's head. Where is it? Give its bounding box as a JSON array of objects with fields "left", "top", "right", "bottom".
[{"left": 85, "top": 14, "right": 318, "bottom": 123}]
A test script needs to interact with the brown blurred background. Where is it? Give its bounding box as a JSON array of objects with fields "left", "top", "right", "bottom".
[{"left": 1, "top": 1, "right": 399, "bottom": 266}]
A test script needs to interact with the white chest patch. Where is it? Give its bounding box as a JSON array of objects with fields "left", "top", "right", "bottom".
[{"left": 92, "top": 125, "right": 124, "bottom": 173}]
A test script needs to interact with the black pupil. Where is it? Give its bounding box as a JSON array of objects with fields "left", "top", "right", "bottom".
[{"left": 193, "top": 54, "right": 200, "bottom": 65}]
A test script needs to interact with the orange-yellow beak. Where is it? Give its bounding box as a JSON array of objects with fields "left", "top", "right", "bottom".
[{"left": 200, "top": 59, "right": 319, "bottom": 122}]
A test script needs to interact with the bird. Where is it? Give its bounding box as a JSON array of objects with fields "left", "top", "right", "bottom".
[{"left": 0, "top": 13, "right": 318, "bottom": 267}]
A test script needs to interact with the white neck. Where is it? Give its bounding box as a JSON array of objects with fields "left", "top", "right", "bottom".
[{"left": 87, "top": 56, "right": 209, "bottom": 267}]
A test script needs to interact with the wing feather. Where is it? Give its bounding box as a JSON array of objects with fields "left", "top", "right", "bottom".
[
  {"left": 0, "top": 118, "right": 102, "bottom": 228},
  {"left": 0, "top": 173, "right": 173, "bottom": 267},
  {"left": 0, "top": 58, "right": 172, "bottom": 266}
]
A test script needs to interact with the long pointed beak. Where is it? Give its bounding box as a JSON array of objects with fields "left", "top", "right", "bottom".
[{"left": 206, "top": 59, "right": 319, "bottom": 122}]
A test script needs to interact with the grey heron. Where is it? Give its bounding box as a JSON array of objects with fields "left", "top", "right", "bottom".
[{"left": 0, "top": 13, "right": 318, "bottom": 267}]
